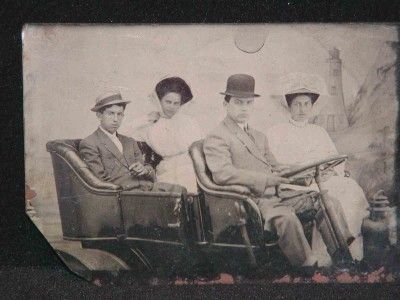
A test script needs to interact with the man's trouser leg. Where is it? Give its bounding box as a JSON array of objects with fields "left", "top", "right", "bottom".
[
  {"left": 257, "top": 197, "right": 316, "bottom": 267},
  {"left": 152, "top": 182, "right": 187, "bottom": 194}
]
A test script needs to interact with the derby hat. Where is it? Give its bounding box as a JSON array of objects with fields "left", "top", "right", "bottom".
[
  {"left": 220, "top": 74, "right": 260, "bottom": 98},
  {"left": 91, "top": 91, "right": 131, "bottom": 112}
]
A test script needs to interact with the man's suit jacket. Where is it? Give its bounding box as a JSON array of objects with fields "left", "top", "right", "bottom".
[
  {"left": 203, "top": 116, "right": 278, "bottom": 196},
  {"left": 79, "top": 128, "right": 155, "bottom": 190}
]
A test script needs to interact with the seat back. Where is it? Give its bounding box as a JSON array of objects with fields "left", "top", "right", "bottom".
[
  {"left": 188, "top": 140, "right": 216, "bottom": 191},
  {"left": 189, "top": 140, "right": 250, "bottom": 195},
  {"left": 189, "top": 140, "right": 264, "bottom": 245},
  {"left": 46, "top": 139, "right": 122, "bottom": 239},
  {"left": 46, "top": 140, "right": 121, "bottom": 191}
]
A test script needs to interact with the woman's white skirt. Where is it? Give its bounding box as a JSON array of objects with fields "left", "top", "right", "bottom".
[
  {"left": 312, "top": 176, "right": 370, "bottom": 266},
  {"left": 156, "top": 152, "right": 198, "bottom": 193}
]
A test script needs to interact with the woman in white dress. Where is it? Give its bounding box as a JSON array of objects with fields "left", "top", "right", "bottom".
[
  {"left": 266, "top": 85, "right": 369, "bottom": 266},
  {"left": 131, "top": 77, "right": 203, "bottom": 193}
]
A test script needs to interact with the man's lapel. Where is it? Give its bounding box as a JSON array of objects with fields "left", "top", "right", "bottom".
[
  {"left": 96, "top": 128, "right": 129, "bottom": 168},
  {"left": 117, "top": 134, "right": 133, "bottom": 165},
  {"left": 223, "top": 117, "right": 269, "bottom": 165}
]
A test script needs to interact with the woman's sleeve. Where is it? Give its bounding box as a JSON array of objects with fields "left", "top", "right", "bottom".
[
  {"left": 130, "top": 114, "right": 154, "bottom": 142},
  {"left": 265, "top": 126, "right": 281, "bottom": 163},
  {"left": 264, "top": 134, "right": 279, "bottom": 167},
  {"left": 171, "top": 116, "right": 203, "bottom": 153},
  {"left": 191, "top": 118, "right": 204, "bottom": 140},
  {"left": 319, "top": 127, "right": 345, "bottom": 176},
  {"left": 146, "top": 121, "right": 178, "bottom": 157},
  {"left": 320, "top": 128, "right": 339, "bottom": 155}
]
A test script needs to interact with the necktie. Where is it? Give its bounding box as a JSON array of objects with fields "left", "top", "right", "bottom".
[
  {"left": 111, "top": 135, "right": 123, "bottom": 154},
  {"left": 244, "top": 125, "right": 255, "bottom": 143}
]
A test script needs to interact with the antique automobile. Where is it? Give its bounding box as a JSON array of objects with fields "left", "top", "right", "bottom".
[{"left": 46, "top": 139, "right": 350, "bottom": 279}]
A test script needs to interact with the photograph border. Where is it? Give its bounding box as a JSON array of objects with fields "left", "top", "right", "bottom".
[{"left": 1, "top": 0, "right": 400, "bottom": 298}]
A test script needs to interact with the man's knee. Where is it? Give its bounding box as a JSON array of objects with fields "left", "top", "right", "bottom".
[
  {"left": 169, "top": 184, "right": 187, "bottom": 194},
  {"left": 153, "top": 182, "right": 187, "bottom": 194},
  {"left": 273, "top": 212, "right": 302, "bottom": 233}
]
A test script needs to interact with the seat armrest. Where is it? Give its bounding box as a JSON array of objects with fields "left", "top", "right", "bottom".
[
  {"left": 210, "top": 184, "right": 252, "bottom": 195},
  {"left": 120, "top": 190, "right": 183, "bottom": 198},
  {"left": 198, "top": 181, "right": 262, "bottom": 220}
]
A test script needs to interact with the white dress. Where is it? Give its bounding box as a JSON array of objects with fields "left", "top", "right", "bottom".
[
  {"left": 267, "top": 118, "right": 369, "bottom": 266},
  {"left": 132, "top": 112, "right": 203, "bottom": 193}
]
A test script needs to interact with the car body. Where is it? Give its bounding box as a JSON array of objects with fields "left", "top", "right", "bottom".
[{"left": 46, "top": 139, "right": 275, "bottom": 278}]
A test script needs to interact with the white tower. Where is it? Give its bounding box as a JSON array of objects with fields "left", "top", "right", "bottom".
[{"left": 313, "top": 48, "right": 349, "bottom": 132}]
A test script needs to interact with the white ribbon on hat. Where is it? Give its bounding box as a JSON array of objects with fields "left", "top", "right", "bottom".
[{"left": 131, "top": 75, "right": 195, "bottom": 141}]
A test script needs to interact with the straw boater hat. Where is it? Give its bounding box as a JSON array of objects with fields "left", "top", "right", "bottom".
[
  {"left": 91, "top": 91, "right": 131, "bottom": 112},
  {"left": 220, "top": 74, "right": 260, "bottom": 98}
]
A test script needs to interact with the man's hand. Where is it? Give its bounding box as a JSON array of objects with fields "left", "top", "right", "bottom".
[
  {"left": 129, "top": 162, "right": 149, "bottom": 177},
  {"left": 265, "top": 174, "right": 292, "bottom": 187}
]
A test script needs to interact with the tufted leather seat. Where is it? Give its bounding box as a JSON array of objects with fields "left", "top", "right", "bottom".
[
  {"left": 47, "top": 139, "right": 188, "bottom": 244},
  {"left": 189, "top": 140, "right": 268, "bottom": 246},
  {"left": 188, "top": 140, "right": 252, "bottom": 196},
  {"left": 46, "top": 139, "right": 120, "bottom": 191}
]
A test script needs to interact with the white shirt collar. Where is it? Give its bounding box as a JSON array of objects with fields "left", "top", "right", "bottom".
[
  {"left": 99, "top": 126, "right": 117, "bottom": 138},
  {"left": 237, "top": 122, "right": 248, "bottom": 131},
  {"left": 99, "top": 126, "right": 123, "bottom": 153},
  {"left": 289, "top": 118, "right": 308, "bottom": 128}
]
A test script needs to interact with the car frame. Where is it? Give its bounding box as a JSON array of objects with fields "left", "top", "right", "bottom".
[{"left": 45, "top": 138, "right": 348, "bottom": 279}]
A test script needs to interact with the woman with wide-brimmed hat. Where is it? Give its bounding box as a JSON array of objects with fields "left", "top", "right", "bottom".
[
  {"left": 131, "top": 76, "right": 203, "bottom": 193},
  {"left": 266, "top": 73, "right": 369, "bottom": 267}
]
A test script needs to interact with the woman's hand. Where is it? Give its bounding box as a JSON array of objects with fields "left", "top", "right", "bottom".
[
  {"left": 148, "top": 111, "right": 161, "bottom": 123},
  {"left": 265, "top": 174, "right": 292, "bottom": 187},
  {"left": 272, "top": 164, "right": 293, "bottom": 174},
  {"left": 319, "top": 167, "right": 337, "bottom": 182}
]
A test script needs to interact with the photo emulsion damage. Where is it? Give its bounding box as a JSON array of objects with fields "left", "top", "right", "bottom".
[{"left": 23, "top": 24, "right": 399, "bottom": 284}]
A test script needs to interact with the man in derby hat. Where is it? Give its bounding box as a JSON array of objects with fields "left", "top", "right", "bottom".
[
  {"left": 79, "top": 91, "right": 185, "bottom": 193},
  {"left": 203, "top": 74, "right": 320, "bottom": 270}
]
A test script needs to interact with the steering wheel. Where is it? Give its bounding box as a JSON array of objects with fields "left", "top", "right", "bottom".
[
  {"left": 278, "top": 154, "right": 348, "bottom": 180},
  {"left": 275, "top": 154, "right": 354, "bottom": 265}
]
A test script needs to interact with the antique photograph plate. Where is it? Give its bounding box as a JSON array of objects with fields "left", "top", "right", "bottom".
[{"left": 23, "top": 24, "right": 399, "bottom": 284}]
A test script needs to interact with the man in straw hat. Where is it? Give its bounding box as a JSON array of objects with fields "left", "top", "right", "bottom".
[
  {"left": 79, "top": 91, "right": 184, "bottom": 193},
  {"left": 204, "top": 74, "right": 338, "bottom": 272}
]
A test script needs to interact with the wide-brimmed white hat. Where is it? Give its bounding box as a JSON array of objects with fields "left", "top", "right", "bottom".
[{"left": 280, "top": 73, "right": 327, "bottom": 105}]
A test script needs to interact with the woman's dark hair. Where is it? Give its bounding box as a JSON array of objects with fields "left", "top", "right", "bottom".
[
  {"left": 155, "top": 77, "right": 193, "bottom": 105},
  {"left": 98, "top": 103, "right": 126, "bottom": 114},
  {"left": 224, "top": 95, "right": 231, "bottom": 103},
  {"left": 285, "top": 93, "right": 319, "bottom": 107}
]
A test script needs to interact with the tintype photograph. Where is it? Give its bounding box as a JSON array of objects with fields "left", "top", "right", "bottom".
[{"left": 23, "top": 24, "right": 399, "bottom": 284}]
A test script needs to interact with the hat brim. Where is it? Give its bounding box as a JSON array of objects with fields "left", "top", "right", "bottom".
[
  {"left": 91, "top": 99, "right": 131, "bottom": 112},
  {"left": 284, "top": 92, "right": 319, "bottom": 106},
  {"left": 220, "top": 92, "right": 260, "bottom": 98}
]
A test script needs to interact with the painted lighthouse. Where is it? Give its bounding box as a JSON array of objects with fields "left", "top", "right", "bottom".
[{"left": 313, "top": 47, "right": 349, "bottom": 132}]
